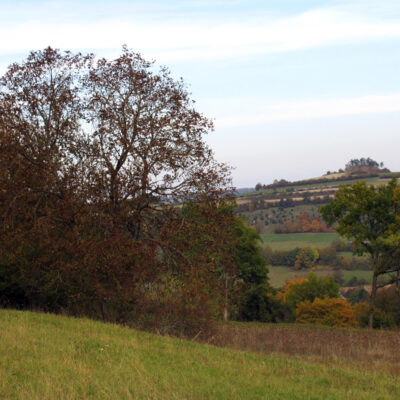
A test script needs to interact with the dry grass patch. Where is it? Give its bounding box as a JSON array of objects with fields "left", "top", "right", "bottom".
[{"left": 208, "top": 323, "right": 400, "bottom": 374}]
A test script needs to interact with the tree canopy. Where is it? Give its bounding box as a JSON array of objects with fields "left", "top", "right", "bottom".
[
  {"left": 320, "top": 178, "right": 400, "bottom": 328},
  {"left": 0, "top": 47, "right": 244, "bottom": 335},
  {"left": 276, "top": 274, "right": 339, "bottom": 310},
  {"left": 345, "top": 157, "right": 383, "bottom": 170}
]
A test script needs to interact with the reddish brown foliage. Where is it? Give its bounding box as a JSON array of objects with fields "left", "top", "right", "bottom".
[
  {"left": 0, "top": 47, "right": 234, "bottom": 336},
  {"left": 277, "top": 213, "right": 333, "bottom": 234}
]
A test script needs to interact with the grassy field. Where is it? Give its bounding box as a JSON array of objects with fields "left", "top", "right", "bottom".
[
  {"left": 239, "top": 176, "right": 383, "bottom": 197},
  {"left": 261, "top": 232, "right": 340, "bottom": 250},
  {"left": 268, "top": 266, "right": 372, "bottom": 287},
  {"left": 1, "top": 310, "right": 400, "bottom": 399}
]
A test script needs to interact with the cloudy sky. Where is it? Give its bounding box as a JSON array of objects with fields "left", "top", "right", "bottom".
[{"left": 1, "top": 0, "right": 399, "bottom": 187}]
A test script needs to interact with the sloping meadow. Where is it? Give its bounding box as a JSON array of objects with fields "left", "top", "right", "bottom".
[{"left": 1, "top": 309, "right": 399, "bottom": 400}]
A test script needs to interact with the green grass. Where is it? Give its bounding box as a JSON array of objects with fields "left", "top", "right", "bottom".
[
  {"left": 268, "top": 266, "right": 372, "bottom": 287},
  {"left": 341, "top": 269, "right": 372, "bottom": 283},
  {"left": 1, "top": 310, "right": 400, "bottom": 399},
  {"left": 261, "top": 232, "right": 340, "bottom": 250}
]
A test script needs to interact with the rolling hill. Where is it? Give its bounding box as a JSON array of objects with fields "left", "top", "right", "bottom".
[{"left": 1, "top": 309, "right": 399, "bottom": 399}]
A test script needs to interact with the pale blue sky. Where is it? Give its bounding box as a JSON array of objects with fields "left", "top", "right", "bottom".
[{"left": 1, "top": 0, "right": 399, "bottom": 187}]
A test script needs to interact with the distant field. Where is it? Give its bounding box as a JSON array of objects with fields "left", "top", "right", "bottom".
[
  {"left": 261, "top": 232, "right": 340, "bottom": 250},
  {"left": 1, "top": 310, "right": 400, "bottom": 399},
  {"left": 285, "top": 176, "right": 381, "bottom": 191},
  {"left": 240, "top": 176, "right": 383, "bottom": 197},
  {"left": 268, "top": 266, "right": 372, "bottom": 288},
  {"left": 241, "top": 204, "right": 322, "bottom": 234}
]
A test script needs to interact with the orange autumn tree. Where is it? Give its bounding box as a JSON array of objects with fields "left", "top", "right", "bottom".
[
  {"left": 276, "top": 277, "right": 308, "bottom": 306},
  {"left": 296, "top": 297, "right": 357, "bottom": 327},
  {"left": 298, "top": 213, "right": 310, "bottom": 232},
  {"left": 279, "top": 213, "right": 333, "bottom": 234},
  {"left": 310, "top": 218, "right": 320, "bottom": 232}
]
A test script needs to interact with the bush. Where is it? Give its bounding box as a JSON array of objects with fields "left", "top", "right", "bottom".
[
  {"left": 293, "top": 246, "right": 319, "bottom": 270},
  {"left": 375, "top": 286, "right": 400, "bottom": 327},
  {"left": 346, "top": 287, "right": 370, "bottom": 304},
  {"left": 296, "top": 297, "right": 357, "bottom": 327},
  {"left": 331, "top": 239, "right": 353, "bottom": 252},
  {"left": 345, "top": 276, "right": 367, "bottom": 287},
  {"left": 237, "top": 285, "right": 294, "bottom": 323},
  {"left": 318, "top": 247, "right": 339, "bottom": 266},
  {"left": 353, "top": 302, "right": 396, "bottom": 329}
]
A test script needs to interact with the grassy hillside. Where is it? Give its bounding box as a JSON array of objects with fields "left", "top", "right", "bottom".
[
  {"left": 1, "top": 310, "right": 400, "bottom": 399},
  {"left": 239, "top": 175, "right": 389, "bottom": 198}
]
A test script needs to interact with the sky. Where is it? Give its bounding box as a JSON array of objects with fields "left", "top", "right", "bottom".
[{"left": 0, "top": 0, "right": 399, "bottom": 187}]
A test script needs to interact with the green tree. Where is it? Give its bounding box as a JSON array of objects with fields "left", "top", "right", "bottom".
[
  {"left": 276, "top": 273, "right": 339, "bottom": 310},
  {"left": 233, "top": 216, "right": 268, "bottom": 285},
  {"left": 320, "top": 178, "right": 400, "bottom": 328},
  {"left": 230, "top": 216, "right": 271, "bottom": 321},
  {"left": 177, "top": 203, "right": 270, "bottom": 322},
  {"left": 293, "top": 246, "right": 319, "bottom": 270}
]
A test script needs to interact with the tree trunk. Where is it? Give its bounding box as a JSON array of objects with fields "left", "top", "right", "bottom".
[
  {"left": 223, "top": 273, "right": 229, "bottom": 322},
  {"left": 368, "top": 272, "right": 378, "bottom": 329}
]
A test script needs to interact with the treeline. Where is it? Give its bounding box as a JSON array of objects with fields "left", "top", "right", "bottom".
[
  {"left": 269, "top": 273, "right": 400, "bottom": 328},
  {"left": 264, "top": 243, "right": 371, "bottom": 270},
  {"left": 345, "top": 157, "right": 383, "bottom": 170},
  {"left": 267, "top": 273, "right": 399, "bottom": 328},
  {"left": 237, "top": 195, "right": 332, "bottom": 213},
  {"left": 253, "top": 157, "right": 392, "bottom": 192},
  {"left": 254, "top": 173, "right": 381, "bottom": 191},
  {"left": 274, "top": 213, "right": 333, "bottom": 233}
]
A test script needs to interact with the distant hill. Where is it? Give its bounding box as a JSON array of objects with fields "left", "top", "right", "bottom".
[
  {"left": 255, "top": 168, "right": 392, "bottom": 192},
  {"left": 235, "top": 187, "right": 255, "bottom": 194},
  {"left": 253, "top": 158, "right": 391, "bottom": 192},
  {"left": 236, "top": 169, "right": 400, "bottom": 235}
]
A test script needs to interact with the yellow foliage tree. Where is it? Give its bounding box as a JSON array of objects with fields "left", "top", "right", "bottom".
[
  {"left": 296, "top": 297, "right": 357, "bottom": 327},
  {"left": 293, "top": 246, "right": 319, "bottom": 270},
  {"left": 310, "top": 218, "right": 320, "bottom": 232}
]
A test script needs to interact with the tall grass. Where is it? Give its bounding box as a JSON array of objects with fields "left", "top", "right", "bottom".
[{"left": 208, "top": 323, "right": 400, "bottom": 374}]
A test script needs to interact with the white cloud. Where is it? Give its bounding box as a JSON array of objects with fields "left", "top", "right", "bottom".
[
  {"left": 0, "top": 7, "right": 399, "bottom": 61},
  {"left": 212, "top": 93, "right": 400, "bottom": 127}
]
